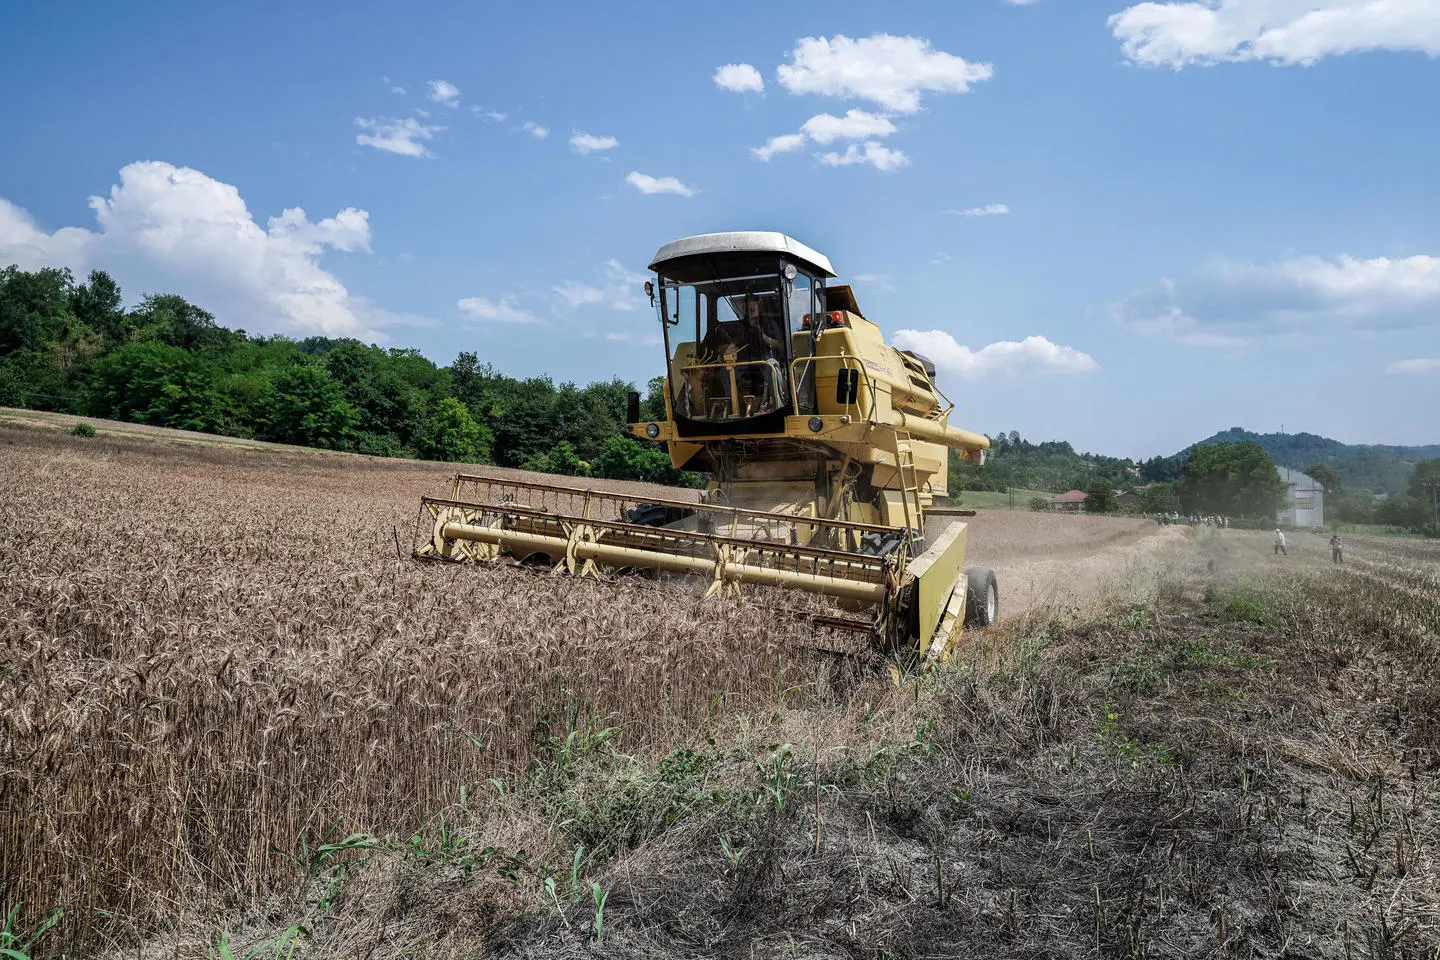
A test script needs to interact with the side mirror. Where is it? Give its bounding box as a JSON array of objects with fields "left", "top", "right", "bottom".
[{"left": 626, "top": 390, "right": 641, "bottom": 425}]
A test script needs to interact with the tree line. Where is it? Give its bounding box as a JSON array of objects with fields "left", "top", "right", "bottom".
[
  {"left": 6, "top": 264, "right": 1435, "bottom": 533},
  {"left": 0, "top": 265, "right": 689, "bottom": 484}
]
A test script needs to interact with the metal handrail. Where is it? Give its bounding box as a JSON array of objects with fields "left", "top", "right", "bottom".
[
  {"left": 789, "top": 354, "right": 876, "bottom": 420},
  {"left": 677, "top": 357, "right": 784, "bottom": 419}
]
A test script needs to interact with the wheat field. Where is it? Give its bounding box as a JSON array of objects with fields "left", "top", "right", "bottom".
[
  {"left": 0, "top": 427, "right": 808, "bottom": 951},
  {"left": 6, "top": 423, "right": 1439, "bottom": 958}
]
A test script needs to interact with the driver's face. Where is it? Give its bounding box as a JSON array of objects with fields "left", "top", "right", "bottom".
[{"left": 747, "top": 299, "right": 760, "bottom": 319}]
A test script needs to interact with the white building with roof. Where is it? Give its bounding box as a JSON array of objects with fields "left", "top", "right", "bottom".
[{"left": 1276, "top": 466, "right": 1324, "bottom": 528}]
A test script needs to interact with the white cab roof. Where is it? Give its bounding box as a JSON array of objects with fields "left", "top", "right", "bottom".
[{"left": 649, "top": 231, "right": 836, "bottom": 278}]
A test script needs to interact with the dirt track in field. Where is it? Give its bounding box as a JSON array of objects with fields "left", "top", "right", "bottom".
[{"left": 958, "top": 511, "right": 1191, "bottom": 617}]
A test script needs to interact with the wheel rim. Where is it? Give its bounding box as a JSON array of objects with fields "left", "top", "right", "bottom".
[{"left": 985, "top": 583, "right": 997, "bottom": 622}]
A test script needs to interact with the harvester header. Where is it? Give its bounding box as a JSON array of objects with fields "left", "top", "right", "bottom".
[{"left": 418, "top": 232, "right": 998, "bottom": 661}]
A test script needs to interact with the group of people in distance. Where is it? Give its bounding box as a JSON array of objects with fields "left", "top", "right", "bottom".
[{"left": 1273, "top": 528, "right": 1346, "bottom": 564}]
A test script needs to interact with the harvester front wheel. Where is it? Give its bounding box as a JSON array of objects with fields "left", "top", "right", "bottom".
[{"left": 964, "top": 568, "right": 999, "bottom": 628}]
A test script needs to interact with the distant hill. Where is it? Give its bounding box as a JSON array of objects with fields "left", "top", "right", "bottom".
[{"left": 1177, "top": 428, "right": 1440, "bottom": 496}]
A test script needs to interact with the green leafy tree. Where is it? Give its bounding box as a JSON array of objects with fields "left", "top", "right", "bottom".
[
  {"left": 1302, "top": 462, "right": 1343, "bottom": 497},
  {"left": 85, "top": 342, "right": 230, "bottom": 432},
  {"left": 1407, "top": 458, "right": 1440, "bottom": 534},
  {"left": 417, "top": 397, "right": 493, "bottom": 464},
  {"left": 1084, "top": 480, "right": 1116, "bottom": 514},
  {"left": 639, "top": 376, "right": 668, "bottom": 423},
  {"left": 259, "top": 364, "right": 359, "bottom": 450},
  {"left": 523, "top": 440, "right": 589, "bottom": 476},
  {"left": 129, "top": 294, "right": 235, "bottom": 352},
  {"left": 594, "top": 436, "right": 696, "bottom": 486},
  {"left": 1138, "top": 482, "right": 1179, "bottom": 514},
  {"left": 1177, "top": 440, "right": 1286, "bottom": 520},
  {"left": 0, "top": 265, "right": 76, "bottom": 354},
  {"left": 69, "top": 270, "right": 127, "bottom": 345}
]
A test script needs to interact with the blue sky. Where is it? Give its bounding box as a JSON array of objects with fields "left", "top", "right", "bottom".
[{"left": 2, "top": 0, "right": 1437, "bottom": 457}]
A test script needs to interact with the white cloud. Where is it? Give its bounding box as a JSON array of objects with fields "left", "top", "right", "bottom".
[
  {"left": 800, "top": 110, "right": 897, "bottom": 144},
  {"left": 427, "top": 79, "right": 460, "bottom": 106},
  {"left": 0, "top": 199, "right": 94, "bottom": 269},
  {"left": 472, "top": 106, "right": 507, "bottom": 121},
  {"left": 1114, "top": 253, "right": 1440, "bottom": 346},
  {"left": 893, "top": 330, "right": 1099, "bottom": 379},
  {"left": 571, "top": 132, "right": 619, "bottom": 154},
  {"left": 713, "top": 63, "right": 765, "bottom": 93},
  {"left": 752, "top": 110, "right": 898, "bottom": 167},
  {"left": 1387, "top": 357, "right": 1440, "bottom": 376},
  {"left": 0, "top": 161, "right": 385, "bottom": 339},
  {"left": 522, "top": 121, "right": 549, "bottom": 138},
  {"left": 456, "top": 296, "right": 541, "bottom": 324},
  {"left": 626, "top": 172, "right": 695, "bottom": 196},
  {"left": 1109, "top": 0, "right": 1440, "bottom": 69},
  {"left": 818, "top": 141, "right": 908, "bottom": 171},
  {"left": 948, "top": 203, "right": 1010, "bottom": 216},
  {"left": 776, "top": 34, "right": 993, "bottom": 113},
  {"left": 390, "top": 85, "right": 406, "bottom": 95},
  {"left": 852, "top": 272, "right": 896, "bottom": 292},
  {"left": 554, "top": 259, "right": 647, "bottom": 311},
  {"left": 751, "top": 134, "right": 807, "bottom": 161},
  {"left": 355, "top": 116, "right": 443, "bottom": 157}
]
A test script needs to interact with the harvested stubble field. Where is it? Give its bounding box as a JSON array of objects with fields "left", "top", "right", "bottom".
[{"left": 3, "top": 421, "right": 1439, "bottom": 959}]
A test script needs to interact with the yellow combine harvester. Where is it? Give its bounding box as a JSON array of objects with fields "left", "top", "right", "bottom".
[{"left": 416, "top": 232, "right": 997, "bottom": 662}]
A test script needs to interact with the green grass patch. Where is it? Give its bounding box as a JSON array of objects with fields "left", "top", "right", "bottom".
[{"left": 1209, "top": 586, "right": 1277, "bottom": 626}]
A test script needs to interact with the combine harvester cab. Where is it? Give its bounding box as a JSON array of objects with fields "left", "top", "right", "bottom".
[{"left": 417, "top": 231, "right": 998, "bottom": 663}]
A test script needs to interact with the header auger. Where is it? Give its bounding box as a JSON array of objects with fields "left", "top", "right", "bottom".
[{"left": 416, "top": 231, "right": 998, "bottom": 662}]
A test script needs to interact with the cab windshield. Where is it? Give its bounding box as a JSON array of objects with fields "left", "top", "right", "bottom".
[{"left": 660, "top": 272, "right": 789, "bottom": 422}]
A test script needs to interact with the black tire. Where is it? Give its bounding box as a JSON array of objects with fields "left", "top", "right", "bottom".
[{"left": 964, "top": 568, "right": 999, "bottom": 628}]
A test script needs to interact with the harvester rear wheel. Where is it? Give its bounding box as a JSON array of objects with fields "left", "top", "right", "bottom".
[{"left": 964, "top": 568, "right": 999, "bottom": 628}]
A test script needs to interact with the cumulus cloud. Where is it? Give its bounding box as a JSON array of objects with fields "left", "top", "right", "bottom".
[
  {"left": 1114, "top": 254, "right": 1440, "bottom": 345},
  {"left": 948, "top": 203, "right": 1010, "bottom": 216},
  {"left": 456, "top": 296, "right": 541, "bottom": 324},
  {"left": 625, "top": 172, "right": 695, "bottom": 196},
  {"left": 713, "top": 63, "right": 765, "bottom": 93},
  {"left": 0, "top": 161, "right": 385, "bottom": 338},
  {"left": 1109, "top": 0, "right": 1440, "bottom": 69},
  {"left": 522, "top": 121, "right": 549, "bottom": 138},
  {"left": 570, "top": 132, "right": 619, "bottom": 154},
  {"left": 1387, "top": 357, "right": 1440, "bottom": 376},
  {"left": 553, "top": 259, "right": 648, "bottom": 311},
  {"left": 776, "top": 34, "right": 993, "bottom": 113},
  {"left": 752, "top": 111, "right": 897, "bottom": 164},
  {"left": 817, "top": 141, "right": 908, "bottom": 172},
  {"left": 427, "top": 79, "right": 460, "bottom": 106},
  {"left": 751, "top": 133, "right": 807, "bottom": 161},
  {"left": 893, "top": 330, "right": 1099, "bottom": 379},
  {"left": 355, "top": 116, "right": 444, "bottom": 157},
  {"left": 800, "top": 110, "right": 897, "bottom": 144}
]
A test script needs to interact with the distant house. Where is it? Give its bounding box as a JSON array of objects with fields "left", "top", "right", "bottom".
[
  {"left": 1277, "top": 466, "right": 1324, "bottom": 528},
  {"left": 1049, "top": 489, "right": 1088, "bottom": 512},
  {"left": 1116, "top": 483, "right": 1154, "bottom": 508},
  {"left": 1373, "top": 493, "right": 1389, "bottom": 503}
]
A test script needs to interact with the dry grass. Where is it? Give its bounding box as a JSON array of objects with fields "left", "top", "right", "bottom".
[{"left": 3, "top": 425, "right": 1438, "bottom": 958}]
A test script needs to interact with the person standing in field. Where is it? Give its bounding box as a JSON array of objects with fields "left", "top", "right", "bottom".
[
  {"left": 1330, "top": 534, "right": 1344, "bottom": 564},
  {"left": 1274, "top": 529, "right": 1287, "bottom": 556}
]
